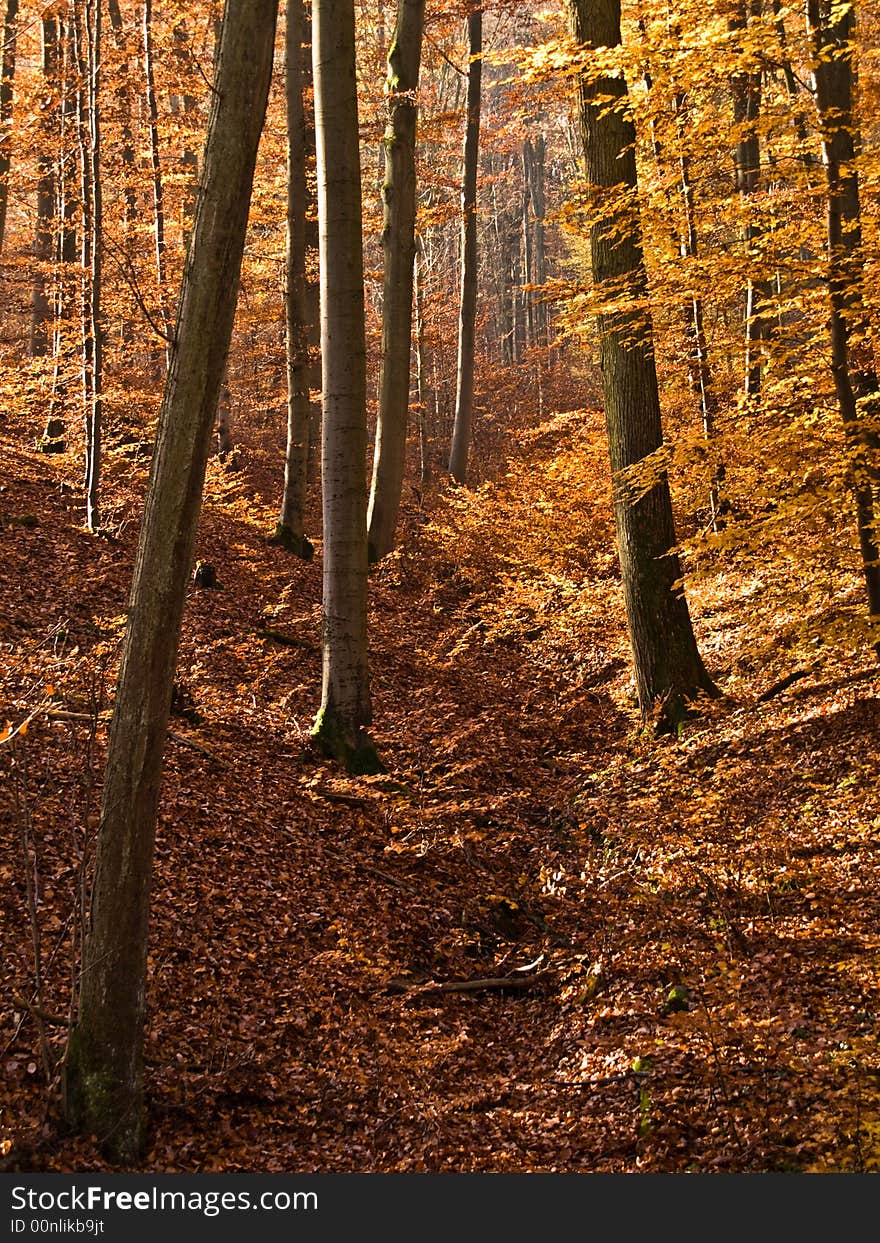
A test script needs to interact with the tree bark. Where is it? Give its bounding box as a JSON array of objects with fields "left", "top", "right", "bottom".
[
  {"left": 0, "top": 0, "right": 18, "bottom": 252},
  {"left": 807, "top": 0, "right": 880, "bottom": 626},
  {"left": 65, "top": 0, "right": 278, "bottom": 1162},
  {"left": 310, "top": 0, "right": 378, "bottom": 772},
  {"left": 366, "top": 0, "right": 425, "bottom": 562},
  {"left": 568, "top": 0, "right": 716, "bottom": 730},
  {"left": 272, "top": 0, "right": 314, "bottom": 560},
  {"left": 448, "top": 7, "right": 482, "bottom": 485}
]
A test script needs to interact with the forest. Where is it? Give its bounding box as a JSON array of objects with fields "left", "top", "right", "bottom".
[{"left": 1, "top": 0, "right": 880, "bottom": 1175}]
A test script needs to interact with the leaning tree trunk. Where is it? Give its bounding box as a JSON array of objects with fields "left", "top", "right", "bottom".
[
  {"left": 310, "top": 0, "right": 379, "bottom": 773},
  {"left": 447, "top": 6, "right": 482, "bottom": 485},
  {"left": 366, "top": 0, "right": 425, "bottom": 562},
  {"left": 0, "top": 0, "right": 18, "bottom": 252},
  {"left": 271, "top": 0, "right": 314, "bottom": 560},
  {"left": 568, "top": 0, "right": 716, "bottom": 731},
  {"left": 65, "top": 0, "right": 278, "bottom": 1162},
  {"left": 807, "top": 0, "right": 880, "bottom": 627}
]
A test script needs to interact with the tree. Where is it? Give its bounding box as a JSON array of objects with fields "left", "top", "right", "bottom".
[
  {"left": 271, "top": 0, "right": 315, "bottom": 560},
  {"left": 310, "top": 0, "right": 379, "bottom": 773},
  {"left": 0, "top": 0, "right": 18, "bottom": 252},
  {"left": 806, "top": 0, "right": 880, "bottom": 628},
  {"left": 65, "top": 0, "right": 279, "bottom": 1161},
  {"left": 448, "top": 5, "right": 482, "bottom": 485},
  {"left": 30, "top": 13, "right": 58, "bottom": 360},
  {"left": 730, "top": 0, "right": 769, "bottom": 398},
  {"left": 568, "top": 0, "right": 716, "bottom": 730},
  {"left": 366, "top": 0, "right": 426, "bottom": 562}
]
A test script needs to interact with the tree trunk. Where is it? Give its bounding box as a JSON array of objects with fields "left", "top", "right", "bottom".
[
  {"left": 0, "top": 0, "right": 18, "bottom": 253},
  {"left": 310, "top": 0, "right": 378, "bottom": 773},
  {"left": 30, "top": 16, "right": 58, "bottom": 359},
  {"left": 107, "top": 0, "right": 137, "bottom": 229},
  {"left": 448, "top": 7, "right": 482, "bottom": 485},
  {"left": 366, "top": 0, "right": 425, "bottom": 562},
  {"left": 65, "top": 0, "right": 278, "bottom": 1162},
  {"left": 43, "top": 19, "right": 77, "bottom": 450},
  {"left": 807, "top": 0, "right": 880, "bottom": 626},
  {"left": 414, "top": 236, "right": 430, "bottom": 484},
  {"left": 83, "top": 0, "right": 102, "bottom": 533},
  {"left": 272, "top": 0, "right": 314, "bottom": 560},
  {"left": 568, "top": 0, "right": 716, "bottom": 731},
  {"left": 674, "top": 91, "right": 724, "bottom": 530},
  {"left": 730, "top": 0, "right": 769, "bottom": 398},
  {"left": 143, "top": 0, "right": 171, "bottom": 362}
]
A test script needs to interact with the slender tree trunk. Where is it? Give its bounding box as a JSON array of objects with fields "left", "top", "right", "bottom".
[
  {"left": 807, "top": 0, "right": 880, "bottom": 626},
  {"left": 271, "top": 0, "right": 314, "bottom": 560},
  {"left": 30, "top": 16, "right": 58, "bottom": 358},
  {"left": 568, "top": 0, "right": 716, "bottom": 730},
  {"left": 310, "top": 0, "right": 379, "bottom": 773},
  {"left": 366, "top": 0, "right": 425, "bottom": 561},
  {"left": 524, "top": 134, "right": 548, "bottom": 348},
  {"left": 730, "top": 0, "right": 769, "bottom": 398},
  {"left": 414, "top": 236, "right": 430, "bottom": 483},
  {"left": 448, "top": 7, "right": 482, "bottom": 485},
  {"left": 0, "top": 0, "right": 18, "bottom": 252},
  {"left": 43, "top": 20, "right": 77, "bottom": 449},
  {"left": 83, "top": 0, "right": 102, "bottom": 533},
  {"left": 143, "top": 0, "right": 171, "bottom": 362},
  {"left": 107, "top": 0, "right": 137, "bottom": 228},
  {"left": 674, "top": 91, "right": 724, "bottom": 530},
  {"left": 65, "top": 0, "right": 279, "bottom": 1161}
]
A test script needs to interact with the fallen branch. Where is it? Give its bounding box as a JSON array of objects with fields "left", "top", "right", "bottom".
[
  {"left": 255, "top": 627, "right": 317, "bottom": 650},
  {"left": 12, "top": 995, "right": 71, "bottom": 1028},
  {"left": 389, "top": 971, "right": 550, "bottom": 996},
  {"left": 756, "top": 669, "right": 810, "bottom": 703},
  {"left": 46, "top": 710, "right": 220, "bottom": 762}
]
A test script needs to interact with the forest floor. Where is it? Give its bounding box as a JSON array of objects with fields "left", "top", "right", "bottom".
[{"left": 2, "top": 399, "right": 880, "bottom": 1173}]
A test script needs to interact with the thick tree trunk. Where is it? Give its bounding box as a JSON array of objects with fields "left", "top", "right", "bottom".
[
  {"left": 272, "top": 0, "right": 314, "bottom": 560},
  {"left": 0, "top": 0, "right": 18, "bottom": 253},
  {"left": 568, "top": 0, "right": 716, "bottom": 730},
  {"left": 366, "top": 0, "right": 425, "bottom": 562},
  {"left": 448, "top": 7, "right": 482, "bottom": 485},
  {"left": 65, "top": 0, "right": 278, "bottom": 1162},
  {"left": 310, "top": 0, "right": 378, "bottom": 773},
  {"left": 807, "top": 0, "right": 880, "bottom": 626}
]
